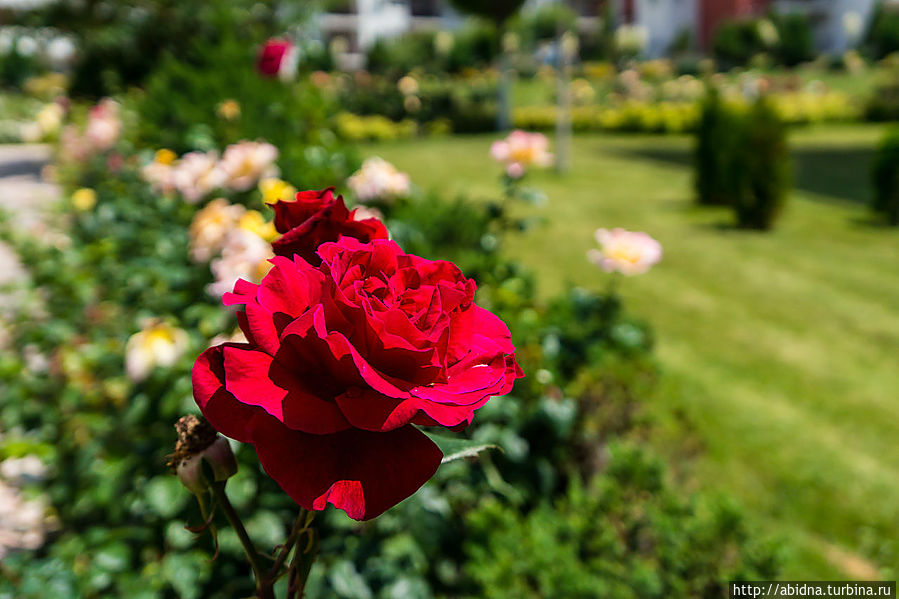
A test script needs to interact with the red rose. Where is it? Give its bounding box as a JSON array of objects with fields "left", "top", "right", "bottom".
[
  {"left": 271, "top": 188, "right": 389, "bottom": 265},
  {"left": 257, "top": 39, "right": 294, "bottom": 78},
  {"left": 193, "top": 238, "right": 523, "bottom": 520}
]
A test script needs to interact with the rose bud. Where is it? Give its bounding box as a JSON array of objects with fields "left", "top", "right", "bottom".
[{"left": 168, "top": 415, "right": 238, "bottom": 495}]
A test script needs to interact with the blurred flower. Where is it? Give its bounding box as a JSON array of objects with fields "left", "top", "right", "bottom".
[
  {"left": 172, "top": 150, "right": 225, "bottom": 203},
  {"left": 257, "top": 38, "right": 299, "bottom": 81},
  {"left": 614, "top": 25, "right": 648, "bottom": 56},
  {"left": 397, "top": 75, "right": 419, "bottom": 96},
  {"left": 189, "top": 197, "right": 246, "bottom": 263},
  {"left": 155, "top": 148, "right": 177, "bottom": 165},
  {"left": 0, "top": 471, "right": 50, "bottom": 559},
  {"left": 238, "top": 210, "right": 278, "bottom": 242},
  {"left": 587, "top": 228, "right": 662, "bottom": 276},
  {"left": 45, "top": 35, "right": 75, "bottom": 68},
  {"left": 434, "top": 30, "right": 454, "bottom": 56},
  {"left": 571, "top": 78, "right": 596, "bottom": 105},
  {"left": 560, "top": 31, "right": 579, "bottom": 61},
  {"left": 347, "top": 157, "right": 411, "bottom": 204},
  {"left": 503, "top": 31, "right": 520, "bottom": 54},
  {"left": 70, "top": 188, "right": 96, "bottom": 211},
  {"left": 352, "top": 205, "right": 384, "bottom": 222},
  {"left": 310, "top": 70, "right": 333, "bottom": 89},
  {"left": 125, "top": 320, "right": 190, "bottom": 382},
  {"left": 219, "top": 140, "right": 279, "bottom": 192},
  {"left": 217, "top": 99, "right": 241, "bottom": 121},
  {"left": 208, "top": 327, "right": 248, "bottom": 348},
  {"left": 85, "top": 98, "right": 121, "bottom": 152},
  {"left": 59, "top": 126, "right": 90, "bottom": 163},
  {"left": 490, "top": 130, "right": 553, "bottom": 178},
  {"left": 16, "top": 35, "right": 37, "bottom": 56},
  {"left": 0, "top": 456, "right": 47, "bottom": 485},
  {"left": 403, "top": 95, "right": 421, "bottom": 113},
  {"left": 259, "top": 177, "right": 297, "bottom": 205},
  {"left": 757, "top": 19, "right": 780, "bottom": 48},
  {"left": 207, "top": 229, "right": 274, "bottom": 299},
  {"left": 142, "top": 149, "right": 178, "bottom": 195},
  {"left": 34, "top": 102, "right": 63, "bottom": 136},
  {"left": 842, "top": 11, "right": 863, "bottom": 40}
]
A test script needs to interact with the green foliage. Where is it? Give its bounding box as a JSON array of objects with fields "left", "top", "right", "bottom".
[
  {"left": 365, "top": 21, "right": 501, "bottom": 77},
  {"left": 712, "top": 19, "right": 765, "bottom": 69},
  {"left": 695, "top": 87, "right": 739, "bottom": 206},
  {"left": 866, "top": 2, "right": 899, "bottom": 60},
  {"left": 134, "top": 35, "right": 353, "bottom": 189},
  {"left": 337, "top": 74, "right": 497, "bottom": 134},
  {"left": 694, "top": 92, "right": 791, "bottom": 229},
  {"left": 512, "top": 3, "right": 579, "bottom": 44},
  {"left": 729, "top": 96, "right": 791, "bottom": 230},
  {"left": 464, "top": 443, "right": 781, "bottom": 599},
  {"left": 871, "top": 127, "right": 899, "bottom": 225},
  {"left": 772, "top": 13, "right": 815, "bottom": 67},
  {"left": 0, "top": 45, "right": 42, "bottom": 89},
  {"left": 17, "top": 0, "right": 296, "bottom": 98},
  {"left": 865, "top": 69, "right": 899, "bottom": 121},
  {"left": 447, "top": 0, "right": 527, "bottom": 26},
  {"left": 366, "top": 31, "right": 443, "bottom": 78}
]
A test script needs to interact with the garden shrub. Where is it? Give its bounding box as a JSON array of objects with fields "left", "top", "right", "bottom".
[
  {"left": 871, "top": 127, "right": 899, "bottom": 226},
  {"left": 729, "top": 96, "right": 791, "bottom": 230},
  {"left": 866, "top": 2, "right": 899, "bottom": 60},
  {"left": 366, "top": 31, "right": 442, "bottom": 78},
  {"left": 695, "top": 87, "right": 740, "bottom": 206},
  {"left": 865, "top": 69, "right": 899, "bottom": 121},
  {"left": 463, "top": 443, "right": 781, "bottom": 599},
  {"left": 772, "top": 13, "right": 815, "bottom": 67},
  {"left": 512, "top": 3, "right": 578, "bottom": 45},
  {"left": 135, "top": 34, "right": 353, "bottom": 189},
  {"left": 18, "top": 0, "right": 286, "bottom": 98},
  {"left": 712, "top": 18, "right": 765, "bottom": 69}
]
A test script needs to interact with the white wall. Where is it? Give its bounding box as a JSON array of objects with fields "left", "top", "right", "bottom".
[
  {"left": 357, "top": 0, "right": 412, "bottom": 49},
  {"left": 634, "top": 0, "right": 698, "bottom": 58}
]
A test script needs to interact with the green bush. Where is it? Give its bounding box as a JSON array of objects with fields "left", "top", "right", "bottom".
[
  {"left": 464, "top": 444, "right": 781, "bottom": 599},
  {"left": 695, "top": 87, "right": 740, "bottom": 206},
  {"left": 730, "top": 96, "right": 791, "bottom": 230},
  {"left": 871, "top": 127, "right": 899, "bottom": 226},
  {"left": 19, "top": 0, "right": 287, "bottom": 98},
  {"left": 512, "top": 3, "right": 578, "bottom": 45},
  {"left": 866, "top": 2, "right": 899, "bottom": 60},
  {"left": 712, "top": 19, "right": 765, "bottom": 69},
  {"left": 773, "top": 13, "right": 815, "bottom": 67},
  {"left": 865, "top": 69, "right": 899, "bottom": 121},
  {"left": 135, "top": 35, "right": 353, "bottom": 189}
]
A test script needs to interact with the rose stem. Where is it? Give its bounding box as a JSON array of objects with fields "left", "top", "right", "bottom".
[
  {"left": 211, "top": 481, "right": 270, "bottom": 598},
  {"left": 268, "top": 508, "right": 308, "bottom": 579},
  {"left": 287, "top": 512, "right": 319, "bottom": 598}
]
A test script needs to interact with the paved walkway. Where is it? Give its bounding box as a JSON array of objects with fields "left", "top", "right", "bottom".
[
  {"left": 0, "top": 144, "right": 57, "bottom": 276},
  {"left": 0, "top": 144, "right": 58, "bottom": 321}
]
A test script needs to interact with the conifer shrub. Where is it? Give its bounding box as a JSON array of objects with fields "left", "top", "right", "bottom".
[{"left": 872, "top": 127, "right": 899, "bottom": 226}]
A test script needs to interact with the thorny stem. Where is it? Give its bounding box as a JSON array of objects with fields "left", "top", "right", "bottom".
[
  {"left": 268, "top": 508, "right": 308, "bottom": 580},
  {"left": 211, "top": 481, "right": 271, "bottom": 598}
]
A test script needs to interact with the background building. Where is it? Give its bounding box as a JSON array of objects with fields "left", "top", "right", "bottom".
[{"left": 318, "top": 0, "right": 879, "bottom": 62}]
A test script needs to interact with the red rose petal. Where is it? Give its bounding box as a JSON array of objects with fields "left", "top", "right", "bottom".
[
  {"left": 222, "top": 345, "right": 351, "bottom": 434},
  {"left": 193, "top": 344, "right": 264, "bottom": 443},
  {"left": 252, "top": 419, "right": 442, "bottom": 521}
]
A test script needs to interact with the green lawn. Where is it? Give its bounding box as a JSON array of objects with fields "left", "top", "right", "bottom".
[{"left": 363, "top": 123, "right": 899, "bottom": 580}]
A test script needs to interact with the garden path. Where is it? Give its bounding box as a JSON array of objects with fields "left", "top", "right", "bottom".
[{"left": 0, "top": 144, "right": 58, "bottom": 316}]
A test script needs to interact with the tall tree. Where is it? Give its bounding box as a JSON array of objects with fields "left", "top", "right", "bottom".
[{"left": 448, "top": 0, "right": 527, "bottom": 130}]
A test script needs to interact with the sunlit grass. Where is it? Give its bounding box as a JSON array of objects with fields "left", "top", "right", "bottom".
[{"left": 365, "top": 123, "right": 899, "bottom": 579}]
